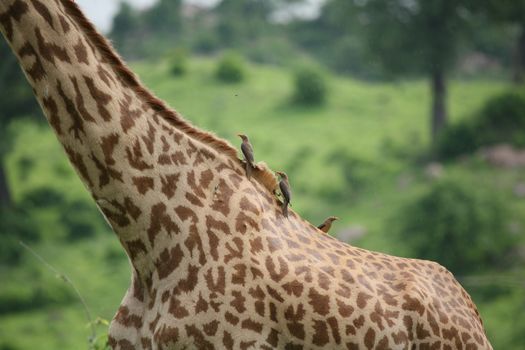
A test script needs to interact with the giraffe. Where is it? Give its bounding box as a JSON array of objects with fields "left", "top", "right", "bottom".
[{"left": 0, "top": 1, "right": 493, "bottom": 349}]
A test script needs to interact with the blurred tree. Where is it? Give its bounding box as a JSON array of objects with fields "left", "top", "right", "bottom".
[
  {"left": 0, "top": 40, "right": 41, "bottom": 207},
  {"left": 214, "top": 0, "right": 275, "bottom": 47},
  {"left": 144, "top": 0, "right": 183, "bottom": 34},
  {"left": 469, "top": 0, "right": 525, "bottom": 83},
  {"left": 394, "top": 178, "right": 517, "bottom": 275},
  {"left": 347, "top": 0, "right": 473, "bottom": 142},
  {"left": 109, "top": 2, "right": 141, "bottom": 58},
  {"left": 288, "top": 0, "right": 378, "bottom": 78}
]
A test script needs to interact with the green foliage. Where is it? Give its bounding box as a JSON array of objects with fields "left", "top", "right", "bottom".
[
  {"left": 292, "top": 66, "right": 327, "bottom": 105},
  {"left": 60, "top": 200, "right": 99, "bottom": 241},
  {"left": 0, "top": 206, "right": 39, "bottom": 264},
  {"left": 215, "top": 53, "right": 245, "bottom": 83},
  {"left": 169, "top": 48, "right": 188, "bottom": 77},
  {"left": 394, "top": 178, "right": 517, "bottom": 275},
  {"left": 437, "top": 92, "right": 525, "bottom": 158}
]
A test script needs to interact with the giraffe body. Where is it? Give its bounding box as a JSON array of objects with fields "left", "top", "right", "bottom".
[{"left": 0, "top": 1, "right": 492, "bottom": 349}]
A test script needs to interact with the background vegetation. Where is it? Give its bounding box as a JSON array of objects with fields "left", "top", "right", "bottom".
[{"left": 1, "top": 0, "right": 525, "bottom": 349}]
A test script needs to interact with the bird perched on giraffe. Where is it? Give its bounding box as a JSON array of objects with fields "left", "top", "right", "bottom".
[
  {"left": 317, "top": 216, "right": 339, "bottom": 233},
  {"left": 237, "top": 134, "right": 255, "bottom": 179},
  {"left": 276, "top": 171, "right": 291, "bottom": 217}
]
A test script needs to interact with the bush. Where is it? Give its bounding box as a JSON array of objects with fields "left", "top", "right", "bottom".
[
  {"left": 60, "top": 200, "right": 100, "bottom": 241},
  {"left": 394, "top": 178, "right": 517, "bottom": 275},
  {"left": 292, "top": 66, "right": 327, "bottom": 106},
  {"left": 437, "top": 92, "right": 525, "bottom": 159},
  {"left": 169, "top": 48, "right": 188, "bottom": 77},
  {"left": 0, "top": 206, "right": 39, "bottom": 264},
  {"left": 215, "top": 52, "right": 245, "bottom": 83}
]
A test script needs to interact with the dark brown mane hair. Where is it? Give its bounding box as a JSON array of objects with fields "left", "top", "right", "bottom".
[{"left": 61, "top": 0, "right": 277, "bottom": 191}]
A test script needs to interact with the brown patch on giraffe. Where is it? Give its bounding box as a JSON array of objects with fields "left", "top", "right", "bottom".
[
  {"left": 205, "top": 266, "right": 226, "bottom": 295},
  {"left": 153, "top": 325, "right": 179, "bottom": 347},
  {"left": 224, "top": 237, "right": 243, "bottom": 263},
  {"left": 185, "top": 224, "right": 207, "bottom": 264},
  {"left": 0, "top": 0, "right": 29, "bottom": 41},
  {"left": 402, "top": 293, "right": 426, "bottom": 316},
  {"left": 97, "top": 64, "right": 114, "bottom": 88},
  {"left": 235, "top": 212, "right": 260, "bottom": 234},
  {"left": 155, "top": 245, "right": 183, "bottom": 279},
  {"left": 186, "top": 170, "right": 207, "bottom": 199},
  {"left": 225, "top": 311, "right": 239, "bottom": 325},
  {"left": 35, "top": 27, "right": 70, "bottom": 65},
  {"left": 18, "top": 42, "right": 45, "bottom": 81},
  {"left": 119, "top": 94, "right": 141, "bottom": 133},
  {"left": 282, "top": 279, "right": 303, "bottom": 297},
  {"left": 132, "top": 176, "right": 154, "bottom": 195},
  {"left": 100, "top": 133, "right": 119, "bottom": 165},
  {"left": 265, "top": 255, "right": 289, "bottom": 283},
  {"left": 126, "top": 138, "right": 153, "bottom": 170},
  {"left": 175, "top": 264, "right": 199, "bottom": 293},
  {"left": 312, "top": 319, "right": 329, "bottom": 346},
  {"left": 337, "top": 299, "right": 354, "bottom": 317},
  {"left": 63, "top": 146, "right": 93, "bottom": 187},
  {"left": 117, "top": 339, "right": 135, "bottom": 350},
  {"left": 356, "top": 291, "right": 373, "bottom": 309},
  {"left": 127, "top": 238, "right": 147, "bottom": 261},
  {"left": 211, "top": 179, "right": 233, "bottom": 216},
  {"left": 114, "top": 306, "right": 142, "bottom": 328},
  {"left": 168, "top": 296, "right": 189, "bottom": 319},
  {"left": 57, "top": 13, "right": 70, "bottom": 32},
  {"left": 124, "top": 197, "right": 142, "bottom": 221},
  {"left": 141, "top": 121, "right": 156, "bottom": 155},
  {"left": 160, "top": 173, "right": 179, "bottom": 199},
  {"left": 175, "top": 205, "right": 198, "bottom": 224},
  {"left": 185, "top": 192, "right": 204, "bottom": 207},
  {"left": 364, "top": 328, "right": 376, "bottom": 350},
  {"left": 194, "top": 293, "right": 208, "bottom": 313},
  {"left": 230, "top": 290, "right": 246, "bottom": 313},
  {"left": 266, "top": 328, "right": 279, "bottom": 347},
  {"left": 41, "top": 96, "right": 61, "bottom": 133},
  {"left": 231, "top": 263, "right": 247, "bottom": 285},
  {"left": 84, "top": 76, "right": 112, "bottom": 121},
  {"left": 308, "top": 288, "right": 330, "bottom": 316},
  {"left": 222, "top": 331, "right": 234, "bottom": 350},
  {"left": 284, "top": 304, "right": 306, "bottom": 340},
  {"left": 171, "top": 150, "right": 187, "bottom": 166},
  {"left": 147, "top": 202, "right": 179, "bottom": 245},
  {"left": 73, "top": 37, "right": 89, "bottom": 64},
  {"left": 22, "top": 0, "right": 41, "bottom": 25},
  {"left": 56, "top": 80, "right": 89, "bottom": 140},
  {"left": 90, "top": 152, "right": 123, "bottom": 188}
]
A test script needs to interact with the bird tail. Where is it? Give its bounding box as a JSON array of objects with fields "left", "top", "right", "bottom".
[
  {"left": 245, "top": 161, "right": 252, "bottom": 179},
  {"left": 282, "top": 201, "right": 288, "bottom": 217}
]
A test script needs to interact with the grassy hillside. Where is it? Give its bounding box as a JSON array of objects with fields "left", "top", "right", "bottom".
[{"left": 1, "top": 57, "right": 523, "bottom": 349}]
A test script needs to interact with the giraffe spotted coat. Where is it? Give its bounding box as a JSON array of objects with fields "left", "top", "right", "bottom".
[{"left": 0, "top": 1, "right": 493, "bottom": 349}]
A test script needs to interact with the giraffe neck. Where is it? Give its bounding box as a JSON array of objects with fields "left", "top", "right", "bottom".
[{"left": 0, "top": 0, "right": 266, "bottom": 286}]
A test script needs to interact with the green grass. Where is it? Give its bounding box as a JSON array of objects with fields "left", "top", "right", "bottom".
[{"left": 2, "top": 57, "right": 523, "bottom": 349}]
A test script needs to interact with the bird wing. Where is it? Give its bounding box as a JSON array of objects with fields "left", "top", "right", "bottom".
[
  {"left": 241, "top": 142, "right": 254, "bottom": 164},
  {"left": 279, "top": 180, "right": 291, "bottom": 203}
]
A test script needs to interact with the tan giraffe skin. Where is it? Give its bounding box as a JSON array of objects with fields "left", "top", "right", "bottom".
[{"left": 0, "top": 1, "right": 493, "bottom": 349}]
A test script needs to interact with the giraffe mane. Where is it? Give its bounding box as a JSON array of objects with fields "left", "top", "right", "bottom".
[{"left": 61, "top": 0, "right": 278, "bottom": 192}]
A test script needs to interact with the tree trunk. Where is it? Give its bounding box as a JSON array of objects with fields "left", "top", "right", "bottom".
[
  {"left": 431, "top": 69, "right": 448, "bottom": 143},
  {"left": 0, "top": 160, "right": 11, "bottom": 207},
  {"left": 512, "top": 23, "right": 525, "bottom": 84}
]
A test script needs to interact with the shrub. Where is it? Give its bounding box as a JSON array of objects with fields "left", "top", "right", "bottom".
[
  {"left": 60, "top": 200, "right": 99, "bottom": 241},
  {"left": 437, "top": 92, "right": 525, "bottom": 159},
  {"left": 394, "top": 178, "right": 517, "bottom": 275},
  {"left": 215, "top": 52, "right": 245, "bottom": 83},
  {"left": 292, "top": 66, "right": 327, "bottom": 106},
  {"left": 169, "top": 48, "right": 188, "bottom": 77},
  {"left": 0, "top": 206, "right": 39, "bottom": 264}
]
